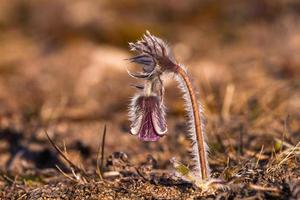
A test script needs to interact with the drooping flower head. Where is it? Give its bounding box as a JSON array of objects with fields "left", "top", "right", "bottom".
[
  {"left": 128, "top": 78, "right": 167, "bottom": 142},
  {"left": 127, "top": 31, "right": 173, "bottom": 142},
  {"left": 129, "top": 94, "right": 167, "bottom": 141}
]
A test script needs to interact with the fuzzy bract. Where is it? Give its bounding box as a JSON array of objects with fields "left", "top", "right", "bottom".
[{"left": 128, "top": 31, "right": 177, "bottom": 79}]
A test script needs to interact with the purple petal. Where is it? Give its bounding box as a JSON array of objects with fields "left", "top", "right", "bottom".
[
  {"left": 130, "top": 95, "right": 167, "bottom": 142},
  {"left": 152, "top": 103, "right": 167, "bottom": 136}
]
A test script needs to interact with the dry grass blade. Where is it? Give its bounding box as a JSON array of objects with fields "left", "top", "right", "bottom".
[
  {"left": 96, "top": 124, "right": 107, "bottom": 180},
  {"left": 278, "top": 141, "right": 300, "bottom": 166},
  {"left": 255, "top": 145, "right": 264, "bottom": 168},
  {"left": 2, "top": 174, "right": 14, "bottom": 184},
  {"left": 221, "top": 84, "right": 235, "bottom": 120},
  {"left": 55, "top": 165, "right": 77, "bottom": 182},
  {"left": 134, "top": 167, "right": 149, "bottom": 181},
  {"left": 17, "top": 194, "right": 27, "bottom": 200},
  {"left": 249, "top": 184, "right": 280, "bottom": 193},
  {"left": 100, "top": 124, "right": 107, "bottom": 174},
  {"left": 267, "top": 141, "right": 300, "bottom": 173},
  {"left": 44, "top": 130, "right": 88, "bottom": 177}
]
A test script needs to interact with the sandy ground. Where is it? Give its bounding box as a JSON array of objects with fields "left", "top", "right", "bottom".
[{"left": 0, "top": 1, "right": 300, "bottom": 199}]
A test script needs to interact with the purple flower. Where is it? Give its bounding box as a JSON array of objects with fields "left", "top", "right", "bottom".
[
  {"left": 127, "top": 31, "right": 210, "bottom": 180},
  {"left": 129, "top": 95, "right": 167, "bottom": 142}
]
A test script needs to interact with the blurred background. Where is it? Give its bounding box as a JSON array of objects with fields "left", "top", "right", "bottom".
[{"left": 0, "top": 0, "right": 299, "bottom": 172}]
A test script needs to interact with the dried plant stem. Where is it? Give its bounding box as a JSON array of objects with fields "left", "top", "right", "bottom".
[
  {"left": 96, "top": 124, "right": 107, "bottom": 180},
  {"left": 44, "top": 130, "right": 88, "bottom": 178},
  {"left": 249, "top": 184, "right": 280, "bottom": 193},
  {"left": 177, "top": 66, "right": 208, "bottom": 180}
]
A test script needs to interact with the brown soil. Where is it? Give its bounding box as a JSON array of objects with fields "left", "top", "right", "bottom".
[{"left": 0, "top": 1, "right": 300, "bottom": 199}]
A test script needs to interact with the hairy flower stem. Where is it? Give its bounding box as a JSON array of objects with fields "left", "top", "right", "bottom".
[{"left": 177, "top": 66, "right": 208, "bottom": 180}]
